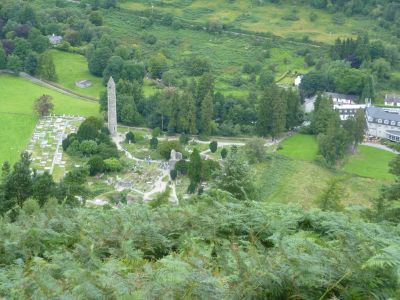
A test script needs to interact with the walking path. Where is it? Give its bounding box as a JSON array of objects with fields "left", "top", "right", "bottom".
[
  {"left": 112, "top": 134, "right": 179, "bottom": 204},
  {"left": 362, "top": 143, "right": 399, "bottom": 154}
]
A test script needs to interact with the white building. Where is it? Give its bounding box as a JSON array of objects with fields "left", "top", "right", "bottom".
[
  {"left": 333, "top": 104, "right": 367, "bottom": 120},
  {"left": 325, "top": 92, "right": 357, "bottom": 105},
  {"left": 48, "top": 34, "right": 63, "bottom": 45},
  {"left": 303, "top": 95, "right": 317, "bottom": 113},
  {"left": 366, "top": 107, "right": 400, "bottom": 142},
  {"left": 384, "top": 94, "right": 400, "bottom": 107},
  {"left": 294, "top": 75, "right": 303, "bottom": 87}
]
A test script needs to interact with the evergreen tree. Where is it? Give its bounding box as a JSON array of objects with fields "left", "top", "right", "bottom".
[
  {"left": 361, "top": 75, "right": 375, "bottom": 102},
  {"left": 0, "top": 45, "right": 7, "bottom": 69},
  {"left": 285, "top": 88, "right": 303, "bottom": 130},
  {"left": 257, "top": 84, "right": 287, "bottom": 139},
  {"left": 32, "top": 172, "right": 55, "bottom": 207},
  {"left": 311, "top": 94, "right": 338, "bottom": 135},
  {"left": 343, "top": 109, "right": 365, "bottom": 152},
  {"left": 188, "top": 148, "right": 202, "bottom": 184},
  {"left": 3, "top": 152, "right": 33, "bottom": 207},
  {"left": 201, "top": 92, "right": 214, "bottom": 136},
  {"left": 179, "top": 90, "right": 197, "bottom": 134},
  {"left": 317, "top": 178, "right": 344, "bottom": 211}
]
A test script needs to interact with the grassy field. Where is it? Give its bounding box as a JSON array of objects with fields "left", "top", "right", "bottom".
[
  {"left": 0, "top": 74, "right": 99, "bottom": 165},
  {"left": 121, "top": 0, "right": 391, "bottom": 43},
  {"left": 104, "top": 8, "right": 313, "bottom": 96},
  {"left": 255, "top": 155, "right": 382, "bottom": 208},
  {"left": 278, "top": 134, "right": 318, "bottom": 160},
  {"left": 50, "top": 50, "right": 104, "bottom": 99},
  {"left": 343, "top": 145, "right": 396, "bottom": 180}
]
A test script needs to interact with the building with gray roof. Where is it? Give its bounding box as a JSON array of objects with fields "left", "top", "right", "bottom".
[{"left": 366, "top": 107, "right": 400, "bottom": 142}]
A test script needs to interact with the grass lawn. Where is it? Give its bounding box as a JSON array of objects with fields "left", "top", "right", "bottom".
[
  {"left": 255, "top": 155, "right": 382, "bottom": 208},
  {"left": 50, "top": 50, "right": 104, "bottom": 99},
  {"left": 344, "top": 145, "right": 396, "bottom": 180},
  {"left": 0, "top": 74, "right": 99, "bottom": 165},
  {"left": 278, "top": 134, "right": 318, "bottom": 160}
]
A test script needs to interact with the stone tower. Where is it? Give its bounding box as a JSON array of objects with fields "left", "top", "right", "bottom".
[{"left": 107, "top": 76, "right": 117, "bottom": 136}]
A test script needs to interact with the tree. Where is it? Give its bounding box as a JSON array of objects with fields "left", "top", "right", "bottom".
[
  {"left": 32, "top": 172, "right": 55, "bottom": 207},
  {"left": 89, "top": 11, "right": 103, "bottom": 26},
  {"left": 214, "top": 152, "right": 255, "bottom": 200},
  {"left": 179, "top": 90, "right": 197, "bottom": 134},
  {"left": 34, "top": 94, "right": 54, "bottom": 117},
  {"left": 257, "top": 84, "right": 287, "bottom": 139},
  {"left": 152, "top": 128, "right": 161, "bottom": 138},
  {"left": 285, "top": 89, "right": 303, "bottom": 130},
  {"left": 201, "top": 92, "right": 214, "bottom": 136},
  {"left": 244, "top": 139, "right": 266, "bottom": 164},
  {"left": 87, "top": 156, "right": 105, "bottom": 176},
  {"left": 175, "top": 159, "right": 188, "bottom": 175},
  {"left": 79, "top": 140, "right": 99, "bottom": 156},
  {"left": 3, "top": 152, "right": 33, "bottom": 207},
  {"left": 221, "top": 148, "right": 228, "bottom": 159},
  {"left": 316, "top": 178, "right": 344, "bottom": 211},
  {"left": 209, "top": 141, "right": 218, "bottom": 153},
  {"left": 150, "top": 137, "right": 158, "bottom": 149},
  {"left": 188, "top": 148, "right": 202, "bottom": 184},
  {"left": 343, "top": 109, "right": 365, "bottom": 153},
  {"left": 158, "top": 141, "right": 181, "bottom": 160},
  {"left": 311, "top": 94, "right": 338, "bottom": 135},
  {"left": 6, "top": 55, "right": 22, "bottom": 73},
  {"left": 126, "top": 131, "right": 135, "bottom": 143},
  {"left": 389, "top": 155, "right": 400, "bottom": 177},
  {"left": 0, "top": 45, "right": 7, "bottom": 69},
  {"left": 170, "top": 169, "right": 178, "bottom": 181},
  {"left": 88, "top": 47, "right": 112, "bottom": 76},
  {"left": 37, "top": 52, "right": 57, "bottom": 81},
  {"left": 104, "top": 158, "right": 122, "bottom": 172},
  {"left": 148, "top": 53, "right": 168, "bottom": 78},
  {"left": 318, "top": 118, "right": 350, "bottom": 166}
]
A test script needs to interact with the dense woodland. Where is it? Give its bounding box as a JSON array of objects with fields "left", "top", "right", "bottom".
[{"left": 0, "top": 0, "right": 400, "bottom": 298}]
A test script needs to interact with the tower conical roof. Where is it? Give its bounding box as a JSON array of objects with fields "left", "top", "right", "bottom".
[{"left": 107, "top": 76, "right": 115, "bottom": 86}]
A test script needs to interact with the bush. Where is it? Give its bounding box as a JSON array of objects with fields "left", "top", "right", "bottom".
[
  {"left": 152, "top": 127, "right": 161, "bottom": 138},
  {"left": 104, "top": 158, "right": 123, "bottom": 172},
  {"left": 150, "top": 137, "right": 158, "bottom": 150},
  {"left": 179, "top": 134, "right": 190, "bottom": 145},
  {"left": 158, "top": 141, "right": 182, "bottom": 160},
  {"left": 170, "top": 169, "right": 178, "bottom": 180},
  {"left": 87, "top": 156, "right": 105, "bottom": 176},
  {"left": 209, "top": 141, "right": 218, "bottom": 153},
  {"left": 221, "top": 148, "right": 228, "bottom": 159},
  {"left": 175, "top": 159, "right": 188, "bottom": 175},
  {"left": 126, "top": 131, "right": 135, "bottom": 143}
]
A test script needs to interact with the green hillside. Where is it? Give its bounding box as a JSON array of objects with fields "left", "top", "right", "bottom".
[{"left": 0, "top": 75, "right": 99, "bottom": 164}]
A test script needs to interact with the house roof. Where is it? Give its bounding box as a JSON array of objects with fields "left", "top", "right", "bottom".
[
  {"left": 385, "top": 94, "right": 400, "bottom": 103},
  {"left": 325, "top": 92, "right": 357, "bottom": 101},
  {"left": 366, "top": 107, "right": 400, "bottom": 122},
  {"left": 386, "top": 130, "right": 400, "bottom": 136}
]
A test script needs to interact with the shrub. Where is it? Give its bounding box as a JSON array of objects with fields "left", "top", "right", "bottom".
[
  {"left": 104, "top": 158, "right": 123, "bottom": 172},
  {"left": 209, "top": 141, "right": 218, "bottom": 153},
  {"left": 150, "top": 137, "right": 158, "bottom": 150},
  {"left": 87, "top": 156, "right": 105, "bottom": 176},
  {"left": 152, "top": 127, "right": 161, "bottom": 138},
  {"left": 126, "top": 131, "right": 135, "bottom": 143},
  {"left": 170, "top": 169, "right": 178, "bottom": 180},
  {"left": 175, "top": 159, "right": 188, "bottom": 175},
  {"left": 158, "top": 141, "right": 182, "bottom": 160},
  {"left": 221, "top": 148, "right": 228, "bottom": 159}
]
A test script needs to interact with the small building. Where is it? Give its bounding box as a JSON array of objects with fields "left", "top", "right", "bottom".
[
  {"left": 384, "top": 94, "right": 400, "bottom": 107},
  {"left": 366, "top": 107, "right": 400, "bottom": 141},
  {"left": 294, "top": 75, "right": 303, "bottom": 87},
  {"left": 334, "top": 104, "right": 367, "bottom": 121},
  {"left": 325, "top": 92, "right": 357, "bottom": 105},
  {"left": 48, "top": 33, "right": 63, "bottom": 45},
  {"left": 303, "top": 95, "right": 317, "bottom": 113}
]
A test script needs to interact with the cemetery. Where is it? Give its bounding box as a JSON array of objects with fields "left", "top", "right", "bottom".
[{"left": 26, "top": 115, "right": 84, "bottom": 179}]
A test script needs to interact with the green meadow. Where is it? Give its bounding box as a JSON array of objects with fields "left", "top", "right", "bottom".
[
  {"left": 121, "top": 0, "right": 390, "bottom": 43},
  {"left": 0, "top": 74, "right": 99, "bottom": 164},
  {"left": 278, "top": 134, "right": 318, "bottom": 160},
  {"left": 343, "top": 145, "right": 396, "bottom": 180},
  {"left": 50, "top": 50, "right": 104, "bottom": 99},
  {"left": 268, "top": 134, "right": 396, "bottom": 207}
]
